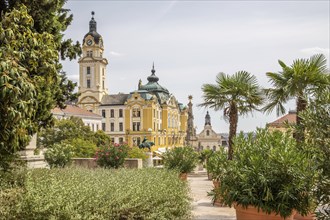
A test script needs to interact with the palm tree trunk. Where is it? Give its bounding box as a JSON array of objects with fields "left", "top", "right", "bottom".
[
  {"left": 294, "top": 95, "right": 307, "bottom": 144},
  {"left": 228, "top": 104, "right": 238, "bottom": 160}
]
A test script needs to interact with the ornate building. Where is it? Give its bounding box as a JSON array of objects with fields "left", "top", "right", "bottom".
[
  {"left": 77, "top": 12, "right": 187, "bottom": 151},
  {"left": 194, "top": 111, "right": 222, "bottom": 151}
]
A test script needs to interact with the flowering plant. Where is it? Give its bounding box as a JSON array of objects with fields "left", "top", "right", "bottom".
[{"left": 95, "top": 143, "right": 129, "bottom": 168}]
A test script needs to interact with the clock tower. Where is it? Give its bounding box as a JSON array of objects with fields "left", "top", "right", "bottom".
[{"left": 78, "top": 11, "right": 108, "bottom": 112}]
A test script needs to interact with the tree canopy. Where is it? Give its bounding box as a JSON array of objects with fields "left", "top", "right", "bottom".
[
  {"left": 0, "top": 1, "right": 81, "bottom": 170},
  {"left": 263, "top": 54, "right": 329, "bottom": 142},
  {"left": 199, "top": 71, "right": 264, "bottom": 160}
]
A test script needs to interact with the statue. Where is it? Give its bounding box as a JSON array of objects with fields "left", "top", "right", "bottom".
[{"left": 138, "top": 137, "right": 155, "bottom": 151}]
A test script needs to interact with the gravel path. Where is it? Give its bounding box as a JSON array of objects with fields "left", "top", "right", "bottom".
[{"left": 188, "top": 174, "right": 236, "bottom": 220}]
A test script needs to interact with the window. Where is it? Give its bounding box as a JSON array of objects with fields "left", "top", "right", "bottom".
[
  {"left": 96, "top": 124, "right": 99, "bottom": 130},
  {"left": 102, "top": 68, "right": 105, "bottom": 76},
  {"left": 133, "top": 137, "right": 141, "bottom": 146},
  {"left": 133, "top": 122, "right": 140, "bottom": 131},
  {"left": 87, "top": 66, "right": 91, "bottom": 74},
  {"left": 119, "top": 122, "right": 123, "bottom": 131},
  {"left": 110, "top": 123, "right": 114, "bottom": 132},
  {"left": 89, "top": 110, "right": 93, "bottom": 112},
  {"left": 119, "top": 109, "right": 123, "bottom": 117},
  {"left": 111, "top": 138, "right": 114, "bottom": 143},
  {"left": 87, "top": 79, "right": 91, "bottom": 88},
  {"left": 92, "top": 124, "right": 94, "bottom": 131},
  {"left": 102, "top": 123, "right": 106, "bottom": 131},
  {"left": 87, "top": 51, "right": 93, "bottom": 57},
  {"left": 100, "top": 52, "right": 103, "bottom": 58},
  {"left": 213, "top": 146, "right": 217, "bottom": 151},
  {"left": 102, "top": 80, "right": 105, "bottom": 89},
  {"left": 110, "top": 109, "right": 114, "bottom": 118},
  {"left": 206, "top": 130, "right": 210, "bottom": 136},
  {"left": 133, "top": 108, "right": 140, "bottom": 117},
  {"left": 102, "top": 110, "right": 106, "bottom": 118},
  {"left": 119, "top": 137, "right": 123, "bottom": 144}
]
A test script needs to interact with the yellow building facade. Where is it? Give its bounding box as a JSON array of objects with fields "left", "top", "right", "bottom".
[{"left": 77, "top": 12, "right": 187, "bottom": 151}]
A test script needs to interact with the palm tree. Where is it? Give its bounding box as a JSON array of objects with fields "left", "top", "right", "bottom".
[
  {"left": 263, "top": 54, "right": 329, "bottom": 143},
  {"left": 199, "top": 71, "right": 264, "bottom": 160}
]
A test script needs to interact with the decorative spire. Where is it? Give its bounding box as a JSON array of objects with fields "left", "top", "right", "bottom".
[
  {"left": 151, "top": 62, "right": 155, "bottom": 75},
  {"left": 89, "top": 11, "right": 97, "bottom": 32},
  {"left": 205, "top": 111, "right": 211, "bottom": 126},
  {"left": 147, "top": 62, "right": 159, "bottom": 82}
]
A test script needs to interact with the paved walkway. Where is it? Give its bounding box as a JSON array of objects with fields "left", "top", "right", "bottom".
[{"left": 188, "top": 174, "right": 236, "bottom": 220}]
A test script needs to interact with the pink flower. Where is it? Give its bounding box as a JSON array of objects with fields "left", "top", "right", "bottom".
[{"left": 116, "top": 156, "right": 119, "bottom": 160}]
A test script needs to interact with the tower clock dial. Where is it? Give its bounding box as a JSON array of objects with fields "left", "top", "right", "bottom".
[{"left": 87, "top": 39, "right": 93, "bottom": 46}]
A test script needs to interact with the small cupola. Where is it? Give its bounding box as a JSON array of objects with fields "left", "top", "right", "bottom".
[{"left": 147, "top": 63, "right": 159, "bottom": 83}]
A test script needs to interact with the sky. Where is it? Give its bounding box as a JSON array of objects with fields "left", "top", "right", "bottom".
[{"left": 61, "top": 0, "right": 330, "bottom": 134}]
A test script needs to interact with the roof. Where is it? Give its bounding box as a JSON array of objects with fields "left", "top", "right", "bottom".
[
  {"left": 268, "top": 111, "right": 297, "bottom": 127},
  {"left": 101, "top": 94, "right": 129, "bottom": 105},
  {"left": 52, "top": 105, "right": 102, "bottom": 119},
  {"left": 138, "top": 65, "right": 171, "bottom": 105}
]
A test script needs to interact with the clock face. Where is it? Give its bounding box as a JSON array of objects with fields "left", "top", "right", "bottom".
[{"left": 87, "top": 39, "right": 93, "bottom": 46}]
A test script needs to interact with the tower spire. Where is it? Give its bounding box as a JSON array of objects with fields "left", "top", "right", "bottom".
[{"left": 89, "top": 11, "right": 97, "bottom": 32}]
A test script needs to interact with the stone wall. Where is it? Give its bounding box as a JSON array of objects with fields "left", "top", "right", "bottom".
[{"left": 72, "top": 158, "right": 143, "bottom": 169}]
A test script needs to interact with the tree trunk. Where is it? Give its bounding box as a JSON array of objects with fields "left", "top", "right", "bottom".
[
  {"left": 228, "top": 104, "right": 238, "bottom": 160},
  {"left": 294, "top": 95, "right": 307, "bottom": 144}
]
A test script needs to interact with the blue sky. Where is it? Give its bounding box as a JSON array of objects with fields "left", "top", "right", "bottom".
[{"left": 62, "top": 0, "right": 329, "bottom": 133}]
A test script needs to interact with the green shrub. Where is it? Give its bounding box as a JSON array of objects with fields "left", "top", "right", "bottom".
[
  {"left": 65, "top": 138, "right": 97, "bottom": 158},
  {"left": 127, "top": 146, "right": 148, "bottom": 160},
  {"left": 44, "top": 143, "right": 73, "bottom": 168},
  {"left": 206, "top": 147, "right": 228, "bottom": 181},
  {"left": 10, "top": 168, "right": 191, "bottom": 219},
  {"left": 95, "top": 143, "right": 129, "bottom": 168},
  {"left": 163, "top": 146, "right": 198, "bottom": 173},
  {"left": 219, "top": 129, "right": 317, "bottom": 218}
]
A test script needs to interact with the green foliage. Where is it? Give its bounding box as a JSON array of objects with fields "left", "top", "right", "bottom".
[
  {"left": 163, "top": 147, "right": 198, "bottom": 173},
  {"left": 199, "top": 71, "right": 264, "bottom": 160},
  {"left": 1, "top": 168, "right": 191, "bottom": 219},
  {"left": 44, "top": 143, "right": 73, "bottom": 168},
  {"left": 198, "top": 149, "right": 213, "bottom": 164},
  {"left": 263, "top": 54, "right": 329, "bottom": 142},
  {"left": 219, "top": 129, "right": 317, "bottom": 218},
  {"left": 38, "top": 117, "right": 92, "bottom": 148},
  {"left": 65, "top": 138, "right": 97, "bottom": 158},
  {"left": 93, "top": 130, "right": 111, "bottom": 147},
  {"left": 0, "top": 5, "right": 58, "bottom": 170},
  {"left": 206, "top": 147, "right": 228, "bottom": 180},
  {"left": 95, "top": 143, "right": 129, "bottom": 169},
  {"left": 0, "top": 0, "right": 81, "bottom": 108},
  {"left": 300, "top": 88, "right": 330, "bottom": 220},
  {"left": 38, "top": 117, "right": 110, "bottom": 158},
  {"left": 127, "top": 146, "right": 148, "bottom": 160}
]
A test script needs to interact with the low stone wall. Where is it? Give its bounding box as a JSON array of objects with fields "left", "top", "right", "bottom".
[{"left": 72, "top": 158, "right": 143, "bottom": 169}]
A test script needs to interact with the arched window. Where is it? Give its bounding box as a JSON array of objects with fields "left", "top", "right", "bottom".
[
  {"left": 213, "top": 146, "right": 216, "bottom": 151},
  {"left": 206, "top": 130, "right": 210, "bottom": 136}
]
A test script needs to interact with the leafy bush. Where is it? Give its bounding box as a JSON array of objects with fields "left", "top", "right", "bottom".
[
  {"left": 66, "top": 138, "right": 97, "bottom": 158},
  {"left": 162, "top": 146, "right": 198, "bottom": 173},
  {"left": 127, "top": 146, "right": 148, "bottom": 160},
  {"left": 44, "top": 143, "right": 73, "bottom": 168},
  {"left": 219, "top": 129, "right": 317, "bottom": 218},
  {"left": 206, "top": 147, "right": 228, "bottom": 181},
  {"left": 198, "top": 149, "right": 213, "bottom": 164},
  {"left": 2, "top": 168, "right": 191, "bottom": 219},
  {"left": 95, "top": 143, "right": 129, "bottom": 168}
]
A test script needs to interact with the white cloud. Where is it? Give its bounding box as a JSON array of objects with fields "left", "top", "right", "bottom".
[
  {"left": 110, "top": 51, "right": 124, "bottom": 57},
  {"left": 300, "top": 47, "right": 330, "bottom": 56}
]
